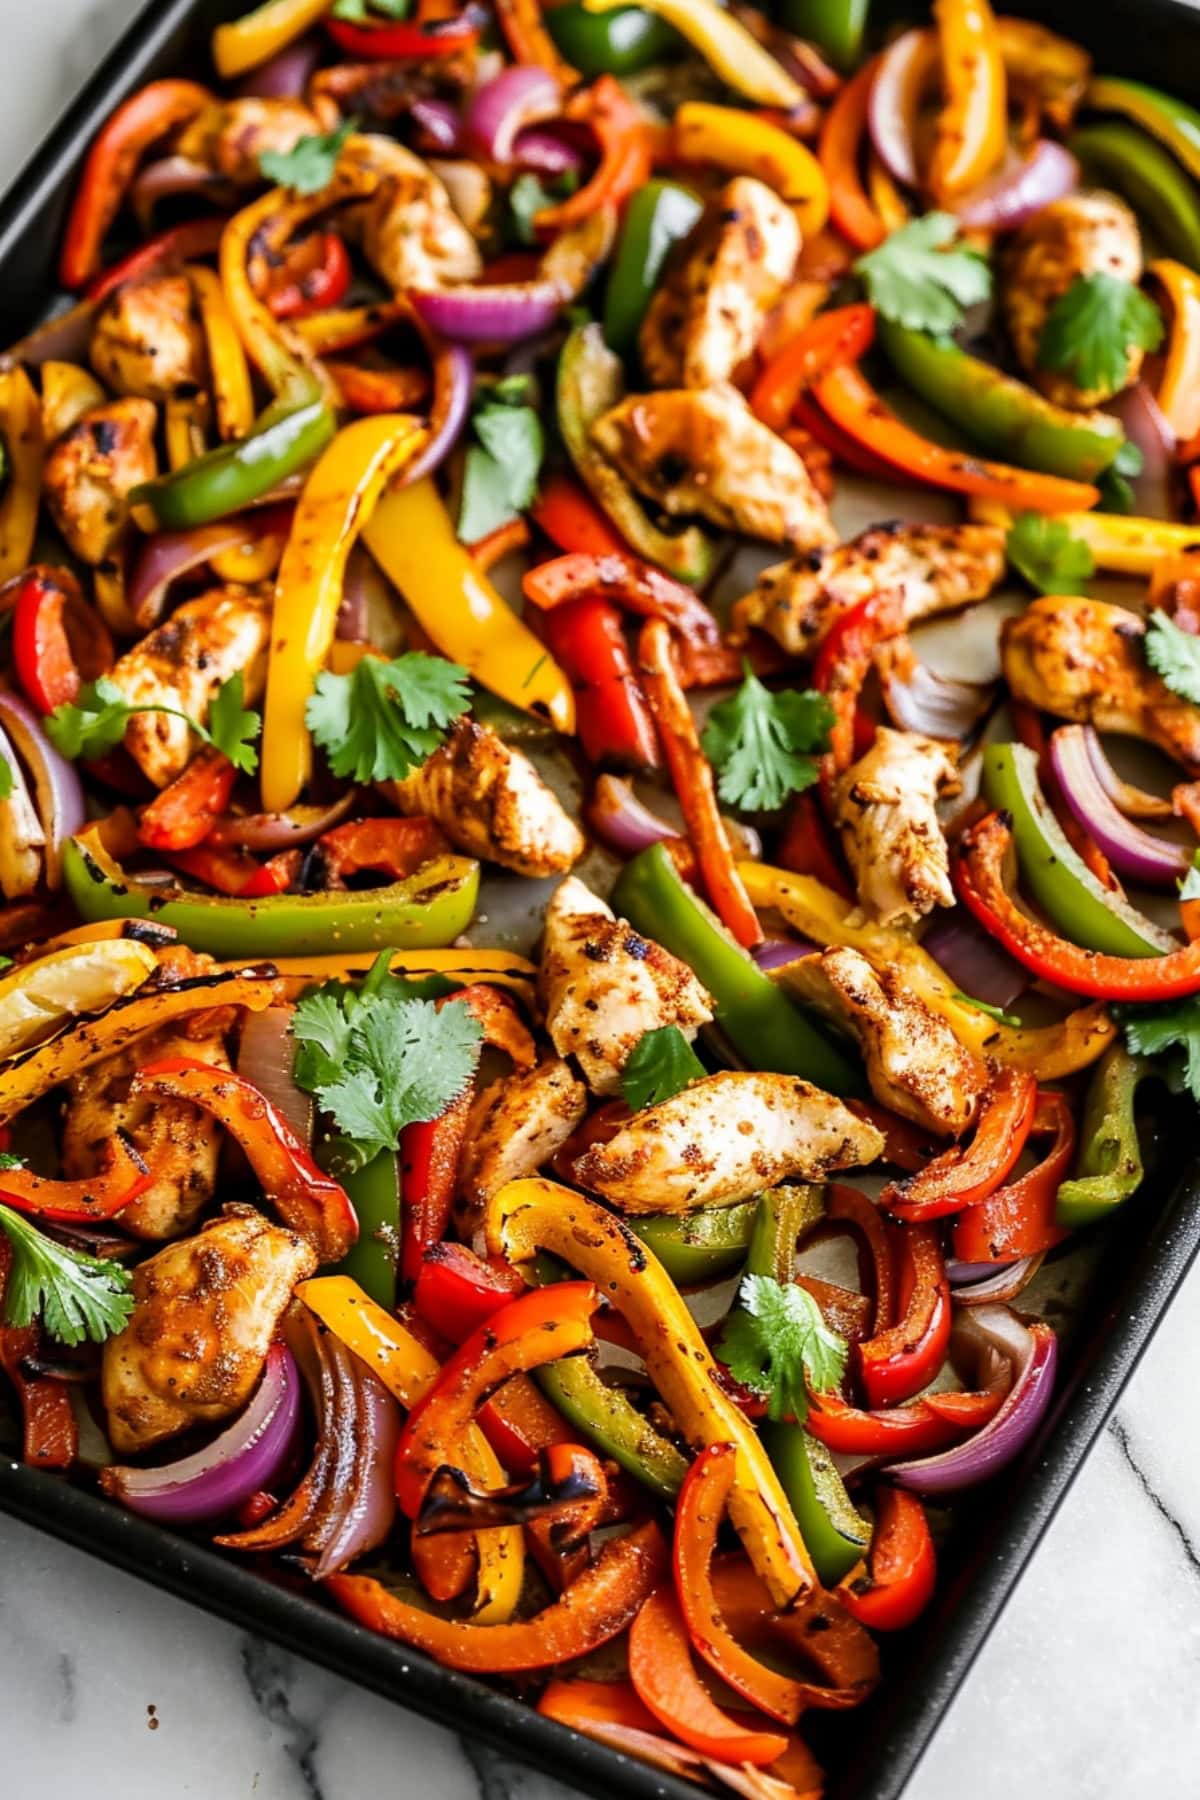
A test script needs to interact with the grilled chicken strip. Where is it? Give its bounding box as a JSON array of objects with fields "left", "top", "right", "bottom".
[
  {"left": 732, "top": 521, "right": 1006, "bottom": 656},
  {"left": 343, "top": 134, "right": 482, "bottom": 291},
  {"left": 101, "top": 1209, "right": 316, "bottom": 1454},
  {"left": 591, "top": 384, "right": 837, "bottom": 551},
  {"left": 457, "top": 1055, "right": 588, "bottom": 1235},
  {"left": 782, "top": 947, "right": 987, "bottom": 1137},
  {"left": 573, "top": 1072, "right": 883, "bottom": 1213},
  {"left": 175, "top": 96, "right": 322, "bottom": 185},
  {"left": 61, "top": 1023, "right": 230, "bottom": 1240},
  {"left": 834, "top": 728, "right": 961, "bottom": 926},
  {"left": 89, "top": 275, "right": 206, "bottom": 400},
  {"left": 385, "top": 718, "right": 584, "bottom": 878},
  {"left": 539, "top": 876, "right": 713, "bottom": 1095},
  {"left": 107, "top": 587, "right": 271, "bottom": 788},
  {"left": 1002, "top": 192, "right": 1144, "bottom": 408},
  {"left": 639, "top": 177, "right": 799, "bottom": 390},
  {"left": 43, "top": 398, "right": 157, "bottom": 566},
  {"left": 1003, "top": 596, "right": 1200, "bottom": 771}
]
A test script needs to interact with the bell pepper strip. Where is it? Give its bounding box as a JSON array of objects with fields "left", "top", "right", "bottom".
[
  {"left": 838, "top": 1489, "right": 936, "bottom": 1632},
  {"left": 826, "top": 1183, "right": 894, "bottom": 1333},
  {"left": 674, "top": 103, "right": 829, "bottom": 237},
  {"left": 628, "top": 1200, "right": 760, "bottom": 1286},
  {"left": 807, "top": 1387, "right": 1005, "bottom": 1458},
  {"left": 881, "top": 1068, "right": 1038, "bottom": 1224},
  {"left": 533, "top": 75, "right": 653, "bottom": 232},
  {"left": 1056, "top": 1045, "right": 1156, "bottom": 1230},
  {"left": 812, "top": 588, "right": 905, "bottom": 779},
  {"left": 363, "top": 477, "right": 575, "bottom": 735},
  {"left": 417, "top": 1442, "right": 607, "bottom": 1543},
  {"left": 584, "top": 0, "right": 804, "bottom": 108},
  {"left": 927, "top": 0, "right": 1008, "bottom": 203},
  {"left": 414, "top": 1243, "right": 526, "bottom": 1346},
  {"left": 478, "top": 1371, "right": 576, "bottom": 1477},
  {"left": 708, "top": 1552, "right": 880, "bottom": 1710},
  {"left": 812, "top": 364, "right": 1101, "bottom": 513},
  {"left": 856, "top": 1223, "right": 950, "bottom": 1410},
  {"left": 494, "top": 0, "right": 580, "bottom": 85},
  {"left": 291, "top": 300, "right": 409, "bottom": 357},
  {"left": 399, "top": 1093, "right": 472, "bottom": 1290},
  {"left": 467, "top": 517, "right": 530, "bottom": 573},
  {"left": 761, "top": 1422, "right": 871, "bottom": 1589},
  {"left": 1148, "top": 259, "right": 1200, "bottom": 441},
  {"left": 212, "top": 0, "right": 332, "bottom": 75},
  {"left": 306, "top": 817, "right": 447, "bottom": 888},
  {"left": 952, "top": 1089, "right": 1075, "bottom": 1262},
  {"left": 544, "top": 0, "right": 678, "bottom": 78},
  {"left": 263, "top": 231, "right": 352, "bottom": 322},
  {"left": 524, "top": 551, "right": 722, "bottom": 650},
  {"left": 487, "top": 1178, "right": 817, "bottom": 1603},
  {"left": 0, "top": 367, "right": 43, "bottom": 582},
  {"left": 792, "top": 389, "right": 902, "bottom": 483},
  {"left": 188, "top": 264, "right": 254, "bottom": 442},
  {"left": 136, "top": 748, "right": 238, "bottom": 853},
  {"left": 59, "top": 80, "right": 214, "bottom": 287},
  {"left": 777, "top": 789, "right": 853, "bottom": 897},
  {"left": 629, "top": 1586, "right": 789, "bottom": 1767},
  {"left": 819, "top": 59, "right": 885, "bottom": 252},
  {"left": 325, "top": 359, "right": 429, "bottom": 416},
  {"left": 746, "top": 1184, "right": 827, "bottom": 1288},
  {"left": 750, "top": 304, "right": 877, "bottom": 433},
  {"left": 0, "top": 1133, "right": 151, "bottom": 1222},
  {"left": 11, "top": 566, "right": 112, "bottom": 714},
  {"left": 531, "top": 471, "right": 627, "bottom": 557},
  {"left": 331, "top": 1149, "right": 402, "bottom": 1311},
  {"left": 0, "top": 936, "right": 158, "bottom": 1062},
  {"left": 539, "top": 1677, "right": 663, "bottom": 1740},
  {"left": 538, "top": 1355, "right": 689, "bottom": 1500},
  {"left": 1069, "top": 121, "right": 1200, "bottom": 271},
  {"left": 982, "top": 504, "right": 1200, "bottom": 576},
  {"left": 325, "top": 6, "right": 481, "bottom": 61},
  {"left": 540, "top": 597, "right": 660, "bottom": 771},
  {"left": 164, "top": 392, "right": 209, "bottom": 471},
  {"left": 780, "top": 0, "right": 869, "bottom": 73},
  {"left": 62, "top": 826, "right": 480, "bottom": 961},
  {"left": 39, "top": 360, "right": 106, "bottom": 443},
  {"left": 1007, "top": 702, "right": 1118, "bottom": 892},
  {"left": 866, "top": 151, "right": 910, "bottom": 232},
  {"left": 86, "top": 215, "right": 227, "bottom": 305},
  {"left": 164, "top": 841, "right": 278, "bottom": 895},
  {"left": 1087, "top": 75, "right": 1200, "bottom": 181},
  {"left": 0, "top": 1251, "right": 78, "bottom": 1469},
  {"left": 602, "top": 179, "right": 704, "bottom": 357}
]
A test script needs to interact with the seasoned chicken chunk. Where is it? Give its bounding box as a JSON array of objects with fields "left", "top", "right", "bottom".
[
  {"left": 591, "top": 384, "right": 836, "bottom": 551},
  {"left": 61, "top": 1023, "right": 231, "bottom": 1240},
  {"left": 1002, "top": 192, "right": 1144, "bottom": 408},
  {"left": 782, "top": 947, "right": 986, "bottom": 1137},
  {"left": 89, "top": 276, "right": 205, "bottom": 401},
  {"left": 101, "top": 1209, "right": 316, "bottom": 1454},
  {"left": 539, "top": 876, "right": 713, "bottom": 1095},
  {"left": 457, "top": 1055, "right": 588, "bottom": 1234},
  {"left": 573, "top": 1071, "right": 883, "bottom": 1213},
  {"left": 384, "top": 718, "right": 584, "bottom": 878},
  {"left": 344, "top": 134, "right": 482, "bottom": 291},
  {"left": 1002, "top": 595, "right": 1200, "bottom": 771},
  {"left": 834, "top": 728, "right": 960, "bottom": 926},
  {"left": 177, "top": 96, "right": 323, "bottom": 186},
  {"left": 640, "top": 177, "right": 799, "bottom": 390},
  {"left": 42, "top": 398, "right": 156, "bottom": 566},
  {"left": 107, "top": 587, "right": 271, "bottom": 788},
  {"left": 733, "top": 521, "right": 1006, "bottom": 656}
]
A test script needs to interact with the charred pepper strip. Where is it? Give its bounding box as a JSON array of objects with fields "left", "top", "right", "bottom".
[
  {"left": 0, "top": 1134, "right": 150, "bottom": 1222},
  {"left": 628, "top": 1585, "right": 789, "bottom": 1767},
  {"left": 1056, "top": 1044, "right": 1157, "bottom": 1229},
  {"left": 857, "top": 1223, "right": 950, "bottom": 1409},
  {"left": 952, "top": 1089, "right": 1075, "bottom": 1262},
  {"left": 881, "top": 1068, "right": 1038, "bottom": 1223},
  {"left": 928, "top": 0, "right": 1008, "bottom": 203}
]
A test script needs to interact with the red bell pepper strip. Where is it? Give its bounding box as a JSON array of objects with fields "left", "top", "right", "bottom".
[
  {"left": 881, "top": 1067, "right": 1039, "bottom": 1223},
  {"left": 776, "top": 789, "right": 853, "bottom": 898},
  {"left": 133, "top": 1058, "right": 358, "bottom": 1262},
  {"left": 0, "top": 1132, "right": 151, "bottom": 1222},
  {"left": 11, "top": 565, "right": 113, "bottom": 714},
  {"left": 812, "top": 588, "right": 906, "bottom": 779},
  {"left": 838, "top": 1488, "right": 936, "bottom": 1632},
  {"left": 535, "top": 76, "right": 653, "bottom": 231},
  {"left": 531, "top": 472, "right": 627, "bottom": 556},
  {"left": 540, "top": 597, "right": 661, "bottom": 770},
  {"left": 137, "top": 747, "right": 238, "bottom": 853},
  {"left": 85, "top": 215, "right": 228, "bottom": 305},
  {"left": 165, "top": 842, "right": 273, "bottom": 895},
  {"left": 750, "top": 303, "right": 877, "bottom": 432},
  {"left": 325, "top": 8, "right": 482, "bottom": 59},
  {"left": 325, "top": 1518, "right": 667, "bottom": 1672},
  {"left": 0, "top": 1321, "right": 77, "bottom": 1468},
  {"left": 792, "top": 390, "right": 903, "bottom": 483},
  {"left": 826, "top": 1183, "right": 895, "bottom": 1334},
  {"left": 327, "top": 358, "right": 432, "bottom": 419},
  {"left": 524, "top": 552, "right": 722, "bottom": 651},
  {"left": 477, "top": 1371, "right": 577, "bottom": 1476},
  {"left": 952, "top": 1089, "right": 1076, "bottom": 1263},
  {"left": 806, "top": 1387, "right": 1006, "bottom": 1458},
  {"left": 62, "top": 83, "right": 216, "bottom": 288},
  {"left": 265, "top": 230, "right": 352, "bottom": 321},
  {"left": 629, "top": 1585, "right": 789, "bottom": 1767},
  {"left": 857, "top": 1223, "right": 950, "bottom": 1410},
  {"left": 309, "top": 816, "right": 448, "bottom": 887},
  {"left": 414, "top": 1242, "right": 526, "bottom": 1345},
  {"left": 493, "top": 0, "right": 579, "bottom": 84},
  {"left": 818, "top": 59, "right": 886, "bottom": 252}
]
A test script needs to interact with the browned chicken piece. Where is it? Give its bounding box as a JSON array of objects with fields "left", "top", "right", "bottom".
[
  {"left": 539, "top": 876, "right": 713, "bottom": 1096},
  {"left": 592, "top": 385, "right": 836, "bottom": 551},
  {"left": 456, "top": 1055, "right": 588, "bottom": 1236},
  {"left": 101, "top": 1209, "right": 316, "bottom": 1454},
  {"left": 834, "top": 728, "right": 961, "bottom": 926},
  {"left": 174, "top": 96, "right": 323, "bottom": 186},
  {"left": 309, "top": 52, "right": 475, "bottom": 126},
  {"left": 732, "top": 521, "right": 1007, "bottom": 655},
  {"left": 42, "top": 398, "right": 157, "bottom": 566},
  {"left": 639, "top": 177, "right": 800, "bottom": 390},
  {"left": 573, "top": 1071, "right": 883, "bottom": 1214},
  {"left": 1002, "top": 595, "right": 1200, "bottom": 771},
  {"left": 782, "top": 947, "right": 987, "bottom": 1137},
  {"left": 384, "top": 718, "right": 584, "bottom": 878},
  {"left": 106, "top": 587, "right": 271, "bottom": 788},
  {"left": 343, "top": 135, "right": 482, "bottom": 291},
  {"left": 89, "top": 275, "right": 207, "bottom": 401},
  {"left": 1002, "top": 192, "right": 1144, "bottom": 408},
  {"left": 61, "top": 1023, "right": 231, "bottom": 1240}
]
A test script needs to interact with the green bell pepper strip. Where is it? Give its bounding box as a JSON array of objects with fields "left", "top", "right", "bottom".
[
  {"left": 61, "top": 826, "right": 480, "bottom": 960},
  {"left": 536, "top": 1357, "right": 689, "bottom": 1501},
  {"left": 612, "top": 843, "right": 864, "bottom": 1094},
  {"left": 546, "top": 1, "right": 681, "bottom": 75},
  {"left": 745, "top": 1182, "right": 826, "bottom": 1280},
  {"left": 760, "top": 1420, "right": 870, "bottom": 1586},
  {"left": 603, "top": 179, "right": 704, "bottom": 359},
  {"left": 878, "top": 320, "right": 1126, "bottom": 483},
  {"left": 558, "top": 322, "right": 716, "bottom": 586},
  {"left": 1068, "top": 122, "right": 1200, "bottom": 271},
  {"left": 629, "top": 1197, "right": 759, "bottom": 1284},
  {"left": 322, "top": 1140, "right": 402, "bottom": 1308},
  {"left": 1055, "top": 1043, "right": 1155, "bottom": 1228},
  {"left": 980, "top": 744, "right": 1175, "bottom": 960},
  {"left": 1087, "top": 77, "right": 1200, "bottom": 185},
  {"left": 779, "top": 0, "right": 870, "bottom": 73}
]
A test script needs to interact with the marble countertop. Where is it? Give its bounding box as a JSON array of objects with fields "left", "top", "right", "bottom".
[{"left": 4, "top": 5, "right": 1200, "bottom": 1796}]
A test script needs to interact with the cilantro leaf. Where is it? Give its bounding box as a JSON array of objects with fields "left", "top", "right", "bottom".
[
  {"left": 701, "top": 664, "right": 834, "bottom": 812},
  {"left": 259, "top": 117, "right": 357, "bottom": 196},
  {"left": 1005, "top": 511, "right": 1095, "bottom": 596},
  {"left": 622, "top": 1026, "right": 705, "bottom": 1112},
  {"left": 0, "top": 1151, "right": 24, "bottom": 1169},
  {"left": 207, "top": 673, "right": 261, "bottom": 775},
  {"left": 0, "top": 755, "right": 12, "bottom": 800},
  {"left": 305, "top": 651, "right": 471, "bottom": 784},
  {"left": 46, "top": 674, "right": 259, "bottom": 772},
  {"left": 291, "top": 989, "right": 358, "bottom": 1093},
  {"left": 1115, "top": 999, "right": 1198, "bottom": 1101},
  {"left": 316, "top": 996, "right": 483, "bottom": 1159},
  {"left": 458, "top": 378, "right": 545, "bottom": 545},
  {"left": 0, "top": 1202, "right": 133, "bottom": 1346},
  {"left": 1145, "top": 609, "right": 1200, "bottom": 705},
  {"left": 1037, "top": 273, "right": 1163, "bottom": 395},
  {"left": 854, "top": 211, "right": 991, "bottom": 334},
  {"left": 509, "top": 170, "right": 579, "bottom": 247},
  {"left": 952, "top": 991, "right": 1022, "bottom": 1028},
  {"left": 715, "top": 1273, "right": 848, "bottom": 1423}
]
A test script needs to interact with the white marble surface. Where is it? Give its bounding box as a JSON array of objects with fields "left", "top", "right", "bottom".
[{"left": 4, "top": 5, "right": 1200, "bottom": 1796}]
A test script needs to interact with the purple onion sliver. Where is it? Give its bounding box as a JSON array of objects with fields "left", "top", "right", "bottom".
[
  {"left": 239, "top": 33, "right": 321, "bottom": 98},
  {"left": 921, "top": 906, "right": 1029, "bottom": 1010},
  {"left": 890, "top": 1316, "right": 1057, "bottom": 1493},
  {"left": 588, "top": 775, "right": 680, "bottom": 858},
  {"left": 1107, "top": 381, "right": 1175, "bottom": 519},
  {"left": 1049, "top": 723, "right": 1189, "bottom": 887},
  {"left": 0, "top": 688, "right": 85, "bottom": 891},
  {"left": 1084, "top": 726, "right": 1173, "bottom": 822},
  {"left": 752, "top": 935, "right": 817, "bottom": 971},
  {"left": 513, "top": 125, "right": 586, "bottom": 175},
  {"left": 949, "top": 1254, "right": 1044, "bottom": 1307},
  {"left": 867, "top": 28, "right": 933, "bottom": 187},
  {"left": 946, "top": 1259, "right": 1014, "bottom": 1285},
  {"left": 237, "top": 1006, "right": 316, "bottom": 1147},
  {"left": 311, "top": 1359, "right": 399, "bottom": 1577},
  {"left": 952, "top": 140, "right": 1079, "bottom": 231},
  {"left": 127, "top": 521, "right": 248, "bottom": 629},
  {"left": 409, "top": 282, "right": 565, "bottom": 344},
  {"left": 209, "top": 791, "right": 357, "bottom": 854},
  {"left": 410, "top": 97, "right": 464, "bottom": 153},
  {"left": 401, "top": 339, "right": 473, "bottom": 486},
  {"left": 466, "top": 63, "right": 561, "bottom": 165}
]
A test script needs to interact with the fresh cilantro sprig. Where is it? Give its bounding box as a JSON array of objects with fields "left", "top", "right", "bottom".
[
  {"left": 305, "top": 651, "right": 471, "bottom": 785},
  {"left": 1036, "top": 273, "right": 1163, "bottom": 395},
  {"left": 1005, "top": 512, "right": 1095, "bottom": 597},
  {"left": 1097, "top": 439, "right": 1145, "bottom": 515},
  {"left": 0, "top": 1203, "right": 133, "bottom": 1346},
  {"left": 1145, "top": 609, "right": 1200, "bottom": 705},
  {"left": 622, "top": 1026, "right": 705, "bottom": 1112},
  {"left": 701, "top": 665, "right": 834, "bottom": 813},
  {"left": 715, "top": 1273, "right": 848, "bottom": 1423},
  {"left": 259, "top": 116, "right": 358, "bottom": 195},
  {"left": 46, "top": 674, "right": 261, "bottom": 771},
  {"left": 1115, "top": 999, "right": 1200, "bottom": 1103},
  {"left": 458, "top": 374, "right": 546, "bottom": 545},
  {"left": 854, "top": 211, "right": 991, "bottom": 335}
]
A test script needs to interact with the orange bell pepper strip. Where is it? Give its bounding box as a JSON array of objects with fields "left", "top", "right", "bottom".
[
  {"left": 539, "top": 1678, "right": 662, "bottom": 1738},
  {"left": 535, "top": 76, "right": 653, "bottom": 231},
  {"left": 708, "top": 1553, "right": 880, "bottom": 1710},
  {"left": 952, "top": 1089, "right": 1075, "bottom": 1262},
  {"left": 493, "top": 0, "right": 579, "bottom": 85},
  {"left": 928, "top": 0, "right": 1008, "bottom": 204},
  {"left": 638, "top": 618, "right": 763, "bottom": 950},
  {"left": 213, "top": 0, "right": 331, "bottom": 78},
  {"left": 750, "top": 303, "right": 877, "bottom": 431},
  {"left": 1150, "top": 259, "right": 1200, "bottom": 441},
  {"left": 881, "top": 1067, "right": 1038, "bottom": 1224},
  {"left": 838, "top": 1489, "right": 936, "bottom": 1632},
  {"left": 324, "top": 353, "right": 430, "bottom": 415},
  {"left": 60, "top": 79, "right": 215, "bottom": 287},
  {"left": 673, "top": 102, "right": 830, "bottom": 237},
  {"left": 524, "top": 552, "right": 722, "bottom": 650},
  {"left": 0, "top": 1132, "right": 150, "bottom": 1222},
  {"left": 188, "top": 264, "right": 254, "bottom": 442},
  {"left": 136, "top": 747, "right": 238, "bottom": 853},
  {"left": 807, "top": 1387, "right": 1005, "bottom": 1458},
  {"left": 468, "top": 517, "right": 531, "bottom": 572},
  {"left": 629, "top": 1585, "right": 789, "bottom": 1767},
  {"left": 819, "top": 59, "right": 885, "bottom": 252},
  {"left": 478, "top": 1372, "right": 577, "bottom": 1477},
  {"left": 0, "top": 367, "right": 44, "bottom": 584},
  {"left": 326, "top": 1518, "right": 667, "bottom": 1671},
  {"left": 813, "top": 363, "right": 1101, "bottom": 513},
  {"left": 856, "top": 1223, "right": 951, "bottom": 1409},
  {"left": 531, "top": 471, "right": 627, "bottom": 556}
]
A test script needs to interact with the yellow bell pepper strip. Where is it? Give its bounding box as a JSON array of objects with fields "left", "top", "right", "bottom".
[
  {"left": 928, "top": 0, "right": 1007, "bottom": 204},
  {"left": 969, "top": 497, "right": 1200, "bottom": 575},
  {"left": 738, "top": 859, "right": 1117, "bottom": 1079},
  {"left": 0, "top": 937, "right": 157, "bottom": 1059},
  {"left": 582, "top": 0, "right": 804, "bottom": 108},
  {"left": 1149, "top": 259, "right": 1200, "bottom": 441},
  {"left": 188, "top": 265, "right": 254, "bottom": 442},
  {"left": 213, "top": 0, "right": 333, "bottom": 79},
  {"left": 673, "top": 103, "right": 830, "bottom": 238},
  {"left": 362, "top": 477, "right": 575, "bottom": 737},
  {"left": 39, "top": 361, "right": 106, "bottom": 444},
  {"left": 1086, "top": 76, "right": 1200, "bottom": 184},
  {"left": 0, "top": 367, "right": 43, "bottom": 582},
  {"left": 297, "top": 1275, "right": 524, "bottom": 1624},
  {"left": 260, "top": 414, "right": 428, "bottom": 812},
  {"left": 486, "top": 1178, "right": 817, "bottom": 1605},
  {"left": 164, "top": 393, "right": 208, "bottom": 471},
  {"left": 292, "top": 301, "right": 410, "bottom": 357},
  {"left": 819, "top": 59, "right": 886, "bottom": 252}
]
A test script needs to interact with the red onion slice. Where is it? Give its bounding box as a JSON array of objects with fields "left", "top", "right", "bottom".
[
  {"left": 921, "top": 906, "right": 1029, "bottom": 1011},
  {"left": 0, "top": 689, "right": 84, "bottom": 891},
  {"left": 237, "top": 1005, "right": 315, "bottom": 1147},
  {"left": 513, "top": 125, "right": 586, "bottom": 176},
  {"left": 868, "top": 28, "right": 937, "bottom": 188},
  {"left": 309, "top": 1352, "right": 399, "bottom": 1578},
  {"left": 0, "top": 298, "right": 95, "bottom": 371},
  {"left": 879, "top": 656, "right": 994, "bottom": 740},
  {"left": 410, "top": 281, "right": 565, "bottom": 345},
  {"left": 952, "top": 140, "right": 1079, "bottom": 231},
  {"left": 410, "top": 97, "right": 464, "bottom": 153},
  {"left": 127, "top": 521, "right": 250, "bottom": 629},
  {"left": 239, "top": 33, "right": 321, "bottom": 99},
  {"left": 948, "top": 1253, "right": 1045, "bottom": 1305},
  {"left": 402, "top": 336, "right": 473, "bottom": 486},
  {"left": 1049, "top": 724, "right": 1189, "bottom": 886},
  {"left": 209, "top": 791, "right": 357, "bottom": 852},
  {"left": 752, "top": 935, "right": 816, "bottom": 971},
  {"left": 467, "top": 64, "right": 561, "bottom": 165},
  {"left": 131, "top": 156, "right": 228, "bottom": 228},
  {"left": 589, "top": 775, "right": 683, "bottom": 859},
  {"left": 1085, "top": 727, "right": 1173, "bottom": 822}
]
